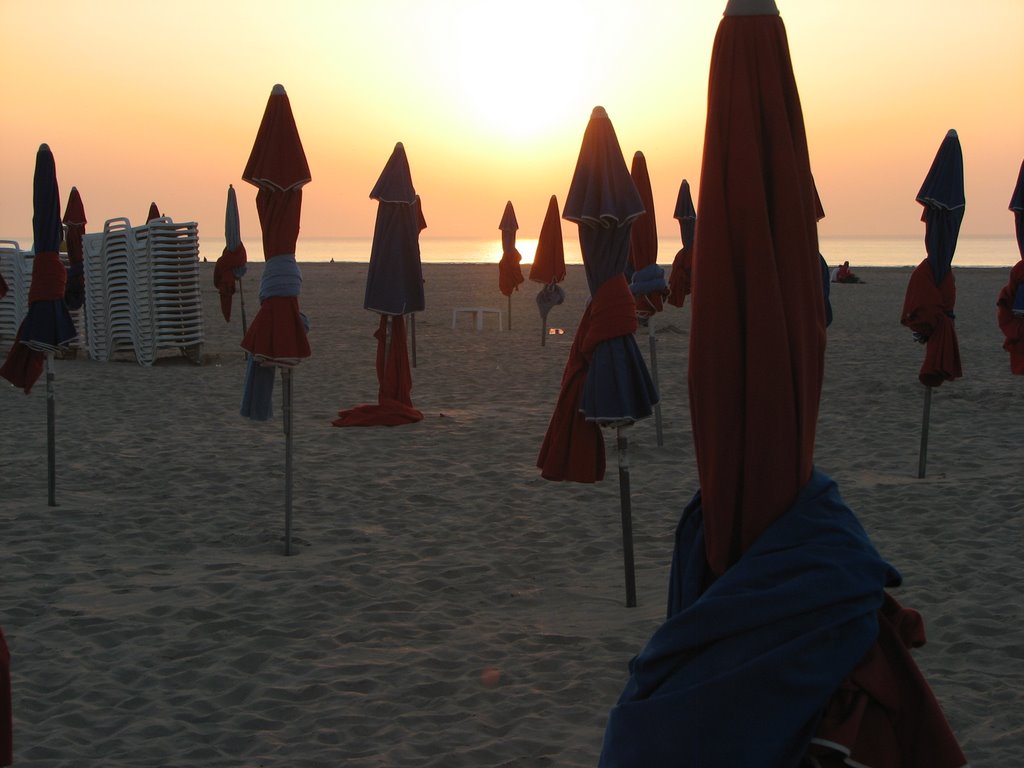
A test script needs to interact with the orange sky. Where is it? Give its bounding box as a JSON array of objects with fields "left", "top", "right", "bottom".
[{"left": 1, "top": 0, "right": 1022, "bottom": 247}]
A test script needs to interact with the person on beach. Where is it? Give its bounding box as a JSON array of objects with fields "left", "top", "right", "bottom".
[{"left": 834, "top": 260, "right": 862, "bottom": 283}]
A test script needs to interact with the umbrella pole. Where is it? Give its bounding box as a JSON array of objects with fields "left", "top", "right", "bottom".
[
  {"left": 648, "top": 318, "right": 664, "bottom": 447},
  {"left": 46, "top": 352, "right": 56, "bottom": 507},
  {"left": 508, "top": 294, "right": 512, "bottom": 331},
  {"left": 917, "top": 385, "right": 932, "bottom": 479},
  {"left": 410, "top": 313, "right": 417, "bottom": 368},
  {"left": 541, "top": 315, "right": 546, "bottom": 346},
  {"left": 283, "top": 367, "right": 294, "bottom": 555},
  {"left": 616, "top": 426, "right": 638, "bottom": 608},
  {"left": 238, "top": 276, "right": 249, "bottom": 336}
]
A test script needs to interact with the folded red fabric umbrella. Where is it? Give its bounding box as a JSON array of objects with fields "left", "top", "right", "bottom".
[
  {"left": 333, "top": 314, "right": 423, "bottom": 426},
  {"left": 666, "top": 179, "right": 695, "bottom": 308},
  {"left": 498, "top": 200, "right": 524, "bottom": 297},
  {"left": 529, "top": 195, "right": 566, "bottom": 286},
  {"left": 62, "top": 186, "right": 86, "bottom": 311},
  {"left": 901, "top": 129, "right": 965, "bottom": 387},
  {"left": 146, "top": 201, "right": 161, "bottom": 222},
  {"left": 997, "top": 259, "right": 1024, "bottom": 374},
  {"left": 213, "top": 184, "right": 247, "bottom": 323},
  {"left": 627, "top": 151, "right": 666, "bottom": 315},
  {"left": 239, "top": 84, "right": 312, "bottom": 422}
]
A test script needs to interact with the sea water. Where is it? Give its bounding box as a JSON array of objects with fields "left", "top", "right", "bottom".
[{"left": 291, "top": 235, "right": 1019, "bottom": 268}]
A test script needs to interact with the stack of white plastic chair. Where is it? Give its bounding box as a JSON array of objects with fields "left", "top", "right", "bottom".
[
  {"left": 81, "top": 216, "right": 203, "bottom": 365},
  {"left": 0, "top": 240, "right": 33, "bottom": 344}
]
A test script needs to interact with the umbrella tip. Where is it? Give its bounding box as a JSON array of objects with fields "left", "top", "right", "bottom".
[
  {"left": 634, "top": 150, "right": 645, "bottom": 161},
  {"left": 271, "top": 83, "right": 286, "bottom": 96},
  {"left": 724, "top": 0, "right": 779, "bottom": 15},
  {"left": 395, "top": 141, "right": 405, "bottom": 150},
  {"left": 946, "top": 128, "right": 958, "bottom": 139},
  {"left": 38, "top": 142, "right": 51, "bottom": 152},
  {"left": 591, "top": 106, "right": 609, "bottom": 120}
]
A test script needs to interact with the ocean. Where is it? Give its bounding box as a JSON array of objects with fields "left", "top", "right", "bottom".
[
  {"left": 6, "top": 233, "right": 1018, "bottom": 269},
  {"left": 291, "top": 235, "right": 1019, "bottom": 268}
]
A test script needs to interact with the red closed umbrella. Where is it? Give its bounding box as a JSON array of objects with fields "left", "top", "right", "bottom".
[
  {"left": 529, "top": 194, "right": 566, "bottom": 345},
  {"left": 497, "top": 201, "right": 525, "bottom": 329},
  {"left": 238, "top": 84, "right": 312, "bottom": 556},
  {"left": 62, "top": 186, "right": 86, "bottom": 311},
  {"left": 666, "top": 179, "right": 695, "bottom": 307},
  {"left": 146, "top": 201, "right": 161, "bottom": 222}
]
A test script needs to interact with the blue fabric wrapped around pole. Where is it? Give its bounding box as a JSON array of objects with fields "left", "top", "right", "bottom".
[
  {"left": 917, "top": 130, "right": 965, "bottom": 286},
  {"left": 598, "top": 470, "right": 897, "bottom": 767},
  {"left": 628, "top": 263, "right": 666, "bottom": 297},
  {"left": 240, "top": 255, "right": 305, "bottom": 421}
]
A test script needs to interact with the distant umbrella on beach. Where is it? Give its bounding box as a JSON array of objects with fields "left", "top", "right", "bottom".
[
  {"left": 147, "top": 202, "right": 161, "bottom": 222},
  {"left": 900, "top": 129, "right": 965, "bottom": 477},
  {"left": 538, "top": 106, "right": 657, "bottom": 608},
  {"left": 627, "top": 151, "right": 667, "bottom": 446},
  {"left": 214, "top": 184, "right": 248, "bottom": 332},
  {"left": 62, "top": 186, "right": 87, "bottom": 311},
  {"left": 498, "top": 200, "right": 525, "bottom": 328},
  {"left": 666, "top": 179, "right": 695, "bottom": 308},
  {"left": 529, "top": 195, "right": 566, "bottom": 345},
  {"left": 997, "top": 159, "right": 1024, "bottom": 373},
  {"left": 239, "top": 83, "right": 312, "bottom": 555},
  {"left": 334, "top": 142, "right": 424, "bottom": 427},
  {"left": 0, "top": 144, "right": 78, "bottom": 506}
]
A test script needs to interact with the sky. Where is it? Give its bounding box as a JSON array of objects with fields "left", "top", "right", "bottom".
[{"left": 1, "top": 0, "right": 1022, "bottom": 248}]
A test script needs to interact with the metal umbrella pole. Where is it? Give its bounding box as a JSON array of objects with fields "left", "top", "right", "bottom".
[
  {"left": 647, "top": 317, "right": 664, "bottom": 447},
  {"left": 409, "top": 313, "right": 417, "bottom": 367},
  {"left": 616, "top": 425, "right": 638, "bottom": 608},
  {"left": 508, "top": 293, "right": 512, "bottom": 331},
  {"left": 238, "top": 276, "right": 249, "bottom": 336},
  {"left": 46, "top": 352, "right": 56, "bottom": 507},
  {"left": 918, "top": 385, "right": 932, "bottom": 479},
  {"left": 282, "top": 366, "right": 294, "bottom": 555}
]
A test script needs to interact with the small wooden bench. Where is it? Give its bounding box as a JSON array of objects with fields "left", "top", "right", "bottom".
[{"left": 451, "top": 307, "right": 503, "bottom": 331}]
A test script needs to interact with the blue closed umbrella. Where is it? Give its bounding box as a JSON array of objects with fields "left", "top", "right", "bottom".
[
  {"left": 0, "top": 144, "right": 77, "bottom": 506},
  {"left": 917, "top": 129, "right": 965, "bottom": 287}
]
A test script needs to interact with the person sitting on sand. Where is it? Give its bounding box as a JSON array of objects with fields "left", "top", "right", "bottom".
[{"left": 834, "top": 260, "right": 862, "bottom": 283}]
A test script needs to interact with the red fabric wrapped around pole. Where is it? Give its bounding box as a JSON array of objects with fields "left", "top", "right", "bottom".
[
  {"left": 214, "top": 243, "right": 247, "bottom": 322},
  {"left": 996, "top": 260, "right": 1024, "bottom": 374},
  {"left": 900, "top": 259, "right": 962, "bottom": 387},
  {"left": 688, "top": 13, "right": 825, "bottom": 577},
  {"left": 334, "top": 315, "right": 423, "bottom": 426},
  {"left": 0, "top": 251, "right": 67, "bottom": 394},
  {"left": 537, "top": 274, "right": 638, "bottom": 482}
]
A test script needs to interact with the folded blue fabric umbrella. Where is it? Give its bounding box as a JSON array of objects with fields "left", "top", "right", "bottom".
[
  {"left": 599, "top": 471, "right": 897, "bottom": 768},
  {"left": 917, "top": 129, "right": 965, "bottom": 287}
]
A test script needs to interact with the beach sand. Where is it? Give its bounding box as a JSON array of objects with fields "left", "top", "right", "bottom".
[{"left": 1, "top": 262, "right": 1022, "bottom": 766}]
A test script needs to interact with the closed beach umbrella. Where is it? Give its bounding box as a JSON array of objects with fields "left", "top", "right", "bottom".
[
  {"left": 997, "top": 159, "right": 1024, "bottom": 373},
  {"left": 627, "top": 151, "right": 666, "bottom": 316},
  {"left": 146, "top": 201, "right": 161, "bottom": 222},
  {"left": 238, "top": 83, "right": 312, "bottom": 555},
  {"left": 0, "top": 144, "right": 77, "bottom": 507},
  {"left": 900, "top": 129, "right": 964, "bottom": 477},
  {"left": 213, "top": 184, "right": 249, "bottom": 330},
  {"left": 529, "top": 194, "right": 566, "bottom": 344},
  {"left": 334, "top": 142, "right": 424, "bottom": 427},
  {"left": 497, "top": 201, "right": 525, "bottom": 328},
  {"left": 627, "top": 151, "right": 667, "bottom": 445},
  {"left": 666, "top": 179, "right": 695, "bottom": 308},
  {"left": 62, "top": 186, "right": 86, "bottom": 311},
  {"left": 599, "top": 3, "right": 966, "bottom": 766},
  {"left": 537, "top": 105, "right": 658, "bottom": 607}
]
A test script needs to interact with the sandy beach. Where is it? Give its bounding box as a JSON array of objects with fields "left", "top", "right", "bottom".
[{"left": 1, "top": 261, "right": 1022, "bottom": 766}]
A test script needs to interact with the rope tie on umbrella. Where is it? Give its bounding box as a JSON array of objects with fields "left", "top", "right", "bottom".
[{"left": 628, "top": 263, "right": 667, "bottom": 307}]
